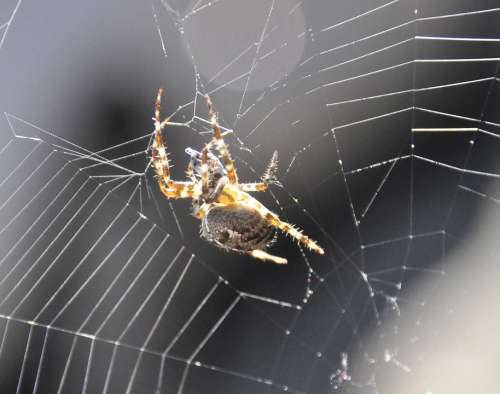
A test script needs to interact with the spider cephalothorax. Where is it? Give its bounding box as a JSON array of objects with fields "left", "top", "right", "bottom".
[{"left": 150, "top": 87, "right": 324, "bottom": 264}]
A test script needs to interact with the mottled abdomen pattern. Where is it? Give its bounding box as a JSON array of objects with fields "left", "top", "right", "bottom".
[{"left": 201, "top": 205, "right": 276, "bottom": 252}]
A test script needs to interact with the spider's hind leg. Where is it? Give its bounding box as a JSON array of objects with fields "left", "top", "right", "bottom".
[
  {"left": 268, "top": 215, "right": 325, "bottom": 255},
  {"left": 248, "top": 200, "right": 324, "bottom": 255},
  {"left": 239, "top": 197, "right": 324, "bottom": 256},
  {"left": 249, "top": 249, "right": 287, "bottom": 264}
]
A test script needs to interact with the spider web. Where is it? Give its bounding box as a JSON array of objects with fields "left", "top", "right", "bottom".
[{"left": 0, "top": 0, "right": 500, "bottom": 393}]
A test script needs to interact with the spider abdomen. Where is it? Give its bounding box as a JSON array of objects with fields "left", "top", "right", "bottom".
[{"left": 201, "top": 205, "right": 276, "bottom": 253}]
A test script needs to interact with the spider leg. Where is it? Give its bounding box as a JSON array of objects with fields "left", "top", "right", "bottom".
[
  {"left": 186, "top": 161, "right": 196, "bottom": 182},
  {"left": 156, "top": 181, "right": 199, "bottom": 199},
  {"left": 194, "top": 202, "right": 211, "bottom": 220},
  {"left": 239, "top": 183, "right": 268, "bottom": 192},
  {"left": 249, "top": 249, "right": 287, "bottom": 264},
  {"left": 240, "top": 197, "right": 324, "bottom": 255},
  {"left": 261, "top": 150, "right": 279, "bottom": 184},
  {"left": 274, "top": 215, "right": 325, "bottom": 254},
  {"left": 208, "top": 176, "right": 228, "bottom": 201},
  {"left": 239, "top": 151, "right": 279, "bottom": 193},
  {"left": 200, "top": 145, "right": 228, "bottom": 201},
  {"left": 205, "top": 94, "right": 239, "bottom": 184},
  {"left": 151, "top": 87, "right": 199, "bottom": 200},
  {"left": 201, "top": 147, "right": 209, "bottom": 196},
  {"left": 268, "top": 214, "right": 324, "bottom": 255}
]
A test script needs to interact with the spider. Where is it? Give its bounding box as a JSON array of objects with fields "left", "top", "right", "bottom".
[{"left": 150, "top": 87, "right": 324, "bottom": 264}]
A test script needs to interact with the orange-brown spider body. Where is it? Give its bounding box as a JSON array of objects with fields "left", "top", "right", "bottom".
[{"left": 150, "top": 87, "right": 324, "bottom": 264}]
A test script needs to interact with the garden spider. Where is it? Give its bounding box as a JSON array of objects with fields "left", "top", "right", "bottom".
[{"left": 150, "top": 87, "right": 324, "bottom": 264}]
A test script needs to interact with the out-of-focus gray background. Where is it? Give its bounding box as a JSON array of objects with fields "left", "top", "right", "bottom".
[{"left": 0, "top": 0, "right": 500, "bottom": 393}]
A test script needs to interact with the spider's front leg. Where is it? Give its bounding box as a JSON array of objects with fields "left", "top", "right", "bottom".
[
  {"left": 151, "top": 87, "right": 199, "bottom": 199},
  {"left": 205, "top": 94, "right": 239, "bottom": 184}
]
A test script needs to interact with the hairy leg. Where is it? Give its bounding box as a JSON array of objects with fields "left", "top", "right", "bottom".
[
  {"left": 205, "top": 94, "right": 239, "bottom": 184},
  {"left": 239, "top": 196, "right": 324, "bottom": 255},
  {"left": 239, "top": 151, "right": 279, "bottom": 193},
  {"left": 239, "top": 182, "right": 269, "bottom": 192},
  {"left": 151, "top": 87, "right": 199, "bottom": 199}
]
